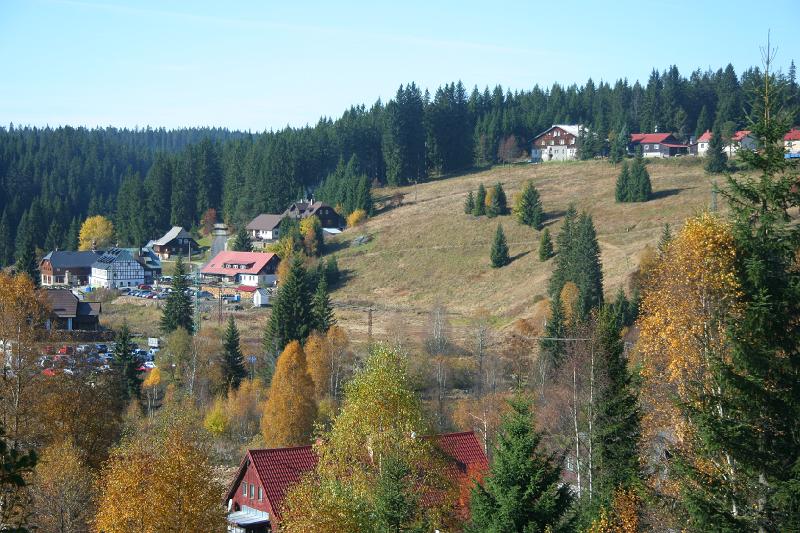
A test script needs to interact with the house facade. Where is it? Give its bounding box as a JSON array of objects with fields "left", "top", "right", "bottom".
[
  {"left": 630, "top": 133, "right": 688, "bottom": 158},
  {"left": 149, "top": 226, "right": 198, "bottom": 260},
  {"left": 786, "top": 129, "right": 800, "bottom": 155},
  {"left": 89, "top": 248, "right": 145, "bottom": 289},
  {"left": 283, "top": 200, "right": 345, "bottom": 230},
  {"left": 44, "top": 289, "right": 101, "bottom": 331},
  {"left": 129, "top": 247, "right": 162, "bottom": 284},
  {"left": 696, "top": 130, "right": 756, "bottom": 157},
  {"left": 201, "top": 251, "right": 279, "bottom": 287},
  {"left": 530, "top": 124, "right": 582, "bottom": 162},
  {"left": 224, "top": 431, "right": 488, "bottom": 533},
  {"left": 39, "top": 250, "right": 100, "bottom": 286},
  {"left": 245, "top": 214, "right": 284, "bottom": 246}
]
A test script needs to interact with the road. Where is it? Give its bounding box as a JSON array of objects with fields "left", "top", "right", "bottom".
[{"left": 207, "top": 225, "right": 229, "bottom": 267}]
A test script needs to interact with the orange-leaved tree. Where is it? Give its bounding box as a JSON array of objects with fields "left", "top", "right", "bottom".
[{"left": 260, "top": 340, "right": 317, "bottom": 447}]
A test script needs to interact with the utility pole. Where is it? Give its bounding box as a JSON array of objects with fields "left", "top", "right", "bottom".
[{"left": 367, "top": 307, "right": 373, "bottom": 342}]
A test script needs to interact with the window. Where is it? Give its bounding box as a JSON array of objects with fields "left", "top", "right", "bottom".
[
  {"left": 654, "top": 144, "right": 660, "bottom": 150},
  {"left": 644, "top": 144, "right": 650, "bottom": 150},
  {"left": 258, "top": 487, "right": 263, "bottom": 501},
  {"left": 249, "top": 484, "right": 254, "bottom": 499},
  {"left": 242, "top": 482, "right": 247, "bottom": 496}
]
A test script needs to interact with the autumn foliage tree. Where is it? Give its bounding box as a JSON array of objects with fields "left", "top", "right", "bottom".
[
  {"left": 33, "top": 439, "right": 95, "bottom": 533},
  {"left": 78, "top": 215, "right": 114, "bottom": 250},
  {"left": 260, "top": 341, "right": 317, "bottom": 447}
]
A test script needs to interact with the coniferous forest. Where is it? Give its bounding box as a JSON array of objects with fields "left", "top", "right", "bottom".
[{"left": 2, "top": 62, "right": 800, "bottom": 266}]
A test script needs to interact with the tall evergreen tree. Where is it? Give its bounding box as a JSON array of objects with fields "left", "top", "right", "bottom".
[
  {"left": 573, "top": 213, "right": 604, "bottom": 318},
  {"left": 311, "top": 274, "right": 335, "bottom": 334},
  {"left": 468, "top": 396, "right": 573, "bottom": 532},
  {"left": 630, "top": 149, "right": 652, "bottom": 201},
  {"left": 487, "top": 182, "right": 508, "bottom": 218},
  {"left": 221, "top": 315, "right": 247, "bottom": 392},
  {"left": 615, "top": 161, "right": 632, "bottom": 202},
  {"left": 473, "top": 183, "right": 487, "bottom": 216},
  {"left": 515, "top": 181, "right": 544, "bottom": 229},
  {"left": 160, "top": 256, "right": 194, "bottom": 334},
  {"left": 548, "top": 204, "right": 578, "bottom": 297},
  {"left": 538, "top": 228, "right": 554, "bottom": 261},
  {"left": 231, "top": 226, "right": 254, "bottom": 252},
  {"left": 264, "top": 255, "right": 312, "bottom": 355},
  {"left": 112, "top": 322, "right": 142, "bottom": 405},
  {"left": 65, "top": 217, "right": 80, "bottom": 251},
  {"left": 383, "top": 83, "right": 427, "bottom": 186},
  {"left": 592, "top": 305, "right": 641, "bottom": 509},
  {"left": 540, "top": 292, "right": 566, "bottom": 367},
  {"left": 373, "top": 455, "right": 424, "bottom": 532},
  {"left": 464, "top": 190, "right": 475, "bottom": 215},
  {"left": 15, "top": 242, "right": 38, "bottom": 286},
  {"left": 609, "top": 124, "right": 629, "bottom": 165},
  {"left": 705, "top": 125, "right": 728, "bottom": 173},
  {"left": 0, "top": 210, "right": 13, "bottom": 267},
  {"left": 490, "top": 224, "right": 510, "bottom": 268},
  {"left": 44, "top": 220, "right": 62, "bottom": 252}
]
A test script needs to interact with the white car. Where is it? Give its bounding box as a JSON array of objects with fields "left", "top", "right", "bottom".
[{"left": 144, "top": 361, "right": 156, "bottom": 370}]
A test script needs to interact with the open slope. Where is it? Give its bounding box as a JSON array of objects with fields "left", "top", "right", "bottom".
[{"left": 328, "top": 158, "right": 723, "bottom": 339}]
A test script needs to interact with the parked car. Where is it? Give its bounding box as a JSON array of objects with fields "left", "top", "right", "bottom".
[
  {"left": 138, "top": 284, "right": 152, "bottom": 290},
  {"left": 57, "top": 345, "right": 74, "bottom": 356},
  {"left": 95, "top": 344, "right": 108, "bottom": 354},
  {"left": 76, "top": 344, "right": 91, "bottom": 354}
]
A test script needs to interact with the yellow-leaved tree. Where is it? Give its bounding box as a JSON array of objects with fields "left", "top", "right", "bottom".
[
  {"left": 94, "top": 410, "right": 226, "bottom": 532},
  {"left": 78, "top": 215, "right": 114, "bottom": 251},
  {"left": 635, "top": 212, "right": 740, "bottom": 498},
  {"left": 33, "top": 439, "right": 95, "bottom": 533},
  {"left": 346, "top": 209, "right": 367, "bottom": 228},
  {"left": 300, "top": 215, "right": 322, "bottom": 257},
  {"left": 260, "top": 340, "right": 317, "bottom": 447}
]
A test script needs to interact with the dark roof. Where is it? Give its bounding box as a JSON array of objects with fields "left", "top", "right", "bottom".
[
  {"left": 246, "top": 214, "right": 285, "bottom": 231},
  {"left": 41, "top": 250, "right": 100, "bottom": 270},
  {"left": 283, "top": 201, "right": 335, "bottom": 218},
  {"left": 152, "top": 226, "right": 195, "bottom": 246},
  {"left": 91, "top": 248, "right": 138, "bottom": 271},
  {"left": 44, "top": 289, "right": 78, "bottom": 317},
  {"left": 225, "top": 431, "right": 488, "bottom": 524},
  {"left": 77, "top": 301, "right": 101, "bottom": 317}
]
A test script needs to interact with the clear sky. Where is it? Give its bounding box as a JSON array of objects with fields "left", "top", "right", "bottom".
[{"left": 1, "top": 0, "right": 798, "bottom": 131}]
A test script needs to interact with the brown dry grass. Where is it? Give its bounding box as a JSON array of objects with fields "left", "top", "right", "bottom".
[{"left": 326, "top": 158, "right": 729, "bottom": 341}]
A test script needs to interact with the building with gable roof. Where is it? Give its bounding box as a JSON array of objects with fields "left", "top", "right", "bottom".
[
  {"left": 89, "top": 248, "right": 145, "bottom": 289},
  {"left": 629, "top": 132, "right": 688, "bottom": 158},
  {"left": 39, "top": 250, "right": 101, "bottom": 286},
  {"left": 43, "top": 288, "right": 101, "bottom": 331},
  {"left": 282, "top": 200, "right": 345, "bottom": 230},
  {"left": 224, "top": 431, "right": 488, "bottom": 532},
  {"left": 785, "top": 128, "right": 800, "bottom": 155},
  {"left": 245, "top": 214, "right": 285, "bottom": 246},
  {"left": 149, "top": 226, "right": 198, "bottom": 260},
  {"left": 696, "top": 129, "right": 756, "bottom": 157},
  {"left": 530, "top": 124, "right": 583, "bottom": 162},
  {"left": 201, "top": 251, "right": 280, "bottom": 287}
]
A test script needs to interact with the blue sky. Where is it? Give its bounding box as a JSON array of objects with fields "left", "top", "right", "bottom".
[{"left": 1, "top": 0, "right": 798, "bottom": 131}]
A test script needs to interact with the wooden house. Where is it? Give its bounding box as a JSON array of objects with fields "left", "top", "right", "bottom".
[
  {"left": 200, "top": 251, "right": 279, "bottom": 287},
  {"left": 43, "top": 289, "right": 101, "bottom": 331},
  {"left": 629, "top": 133, "right": 688, "bottom": 158},
  {"left": 149, "top": 226, "right": 198, "bottom": 260},
  {"left": 39, "top": 250, "right": 100, "bottom": 286},
  {"left": 530, "top": 124, "right": 582, "bottom": 162},
  {"left": 283, "top": 200, "right": 345, "bottom": 230}
]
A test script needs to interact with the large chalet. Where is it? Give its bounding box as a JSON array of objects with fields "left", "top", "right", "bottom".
[
  {"left": 148, "top": 226, "right": 198, "bottom": 260},
  {"left": 225, "top": 431, "right": 488, "bottom": 533},
  {"left": 39, "top": 250, "right": 100, "bottom": 286},
  {"left": 200, "top": 251, "right": 279, "bottom": 287},
  {"left": 530, "top": 124, "right": 583, "bottom": 162},
  {"left": 283, "top": 200, "right": 345, "bottom": 230},
  {"left": 629, "top": 133, "right": 688, "bottom": 157}
]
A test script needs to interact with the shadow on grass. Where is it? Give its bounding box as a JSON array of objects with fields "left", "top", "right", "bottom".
[
  {"left": 541, "top": 209, "right": 567, "bottom": 228},
  {"left": 651, "top": 187, "right": 688, "bottom": 200},
  {"left": 510, "top": 250, "right": 531, "bottom": 263},
  {"left": 324, "top": 240, "right": 351, "bottom": 254}
]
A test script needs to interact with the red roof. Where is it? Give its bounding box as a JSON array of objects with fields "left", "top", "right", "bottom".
[
  {"left": 732, "top": 130, "right": 752, "bottom": 142},
  {"left": 698, "top": 130, "right": 712, "bottom": 142},
  {"left": 236, "top": 285, "right": 258, "bottom": 293},
  {"left": 200, "top": 251, "right": 277, "bottom": 277},
  {"left": 225, "top": 431, "right": 488, "bottom": 525},
  {"left": 630, "top": 133, "right": 673, "bottom": 144},
  {"left": 785, "top": 129, "right": 800, "bottom": 141}
]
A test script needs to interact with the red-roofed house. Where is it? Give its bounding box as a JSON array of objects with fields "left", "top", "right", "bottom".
[
  {"left": 786, "top": 129, "right": 800, "bottom": 154},
  {"left": 696, "top": 129, "right": 756, "bottom": 157},
  {"left": 200, "top": 251, "right": 279, "bottom": 287},
  {"left": 629, "top": 132, "right": 688, "bottom": 158},
  {"left": 225, "top": 431, "right": 488, "bottom": 532}
]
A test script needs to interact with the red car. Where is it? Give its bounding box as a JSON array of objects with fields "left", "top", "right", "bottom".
[
  {"left": 57, "top": 345, "right": 74, "bottom": 355},
  {"left": 138, "top": 284, "right": 152, "bottom": 290}
]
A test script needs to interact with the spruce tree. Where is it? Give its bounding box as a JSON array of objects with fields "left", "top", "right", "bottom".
[
  {"left": 538, "top": 228, "right": 554, "bottom": 261},
  {"left": 373, "top": 455, "right": 423, "bottom": 532},
  {"left": 615, "top": 161, "right": 632, "bottom": 202},
  {"left": 264, "top": 255, "right": 312, "bottom": 355},
  {"left": 516, "top": 181, "right": 544, "bottom": 229},
  {"left": 44, "top": 220, "right": 62, "bottom": 252},
  {"left": 324, "top": 256, "right": 340, "bottom": 287},
  {"left": 487, "top": 182, "right": 507, "bottom": 217},
  {"left": 221, "top": 316, "right": 247, "bottom": 392},
  {"left": 160, "top": 256, "right": 194, "bottom": 334},
  {"left": 112, "top": 322, "right": 142, "bottom": 405},
  {"left": 0, "top": 210, "right": 11, "bottom": 267},
  {"left": 311, "top": 274, "right": 335, "bottom": 333},
  {"left": 657, "top": 223, "right": 673, "bottom": 256},
  {"left": 66, "top": 216, "right": 80, "bottom": 251},
  {"left": 573, "top": 213, "right": 604, "bottom": 319},
  {"left": 630, "top": 149, "right": 652, "bottom": 201},
  {"left": 231, "top": 226, "right": 253, "bottom": 252},
  {"left": 468, "top": 396, "right": 573, "bottom": 532},
  {"left": 548, "top": 204, "right": 578, "bottom": 297},
  {"left": 592, "top": 305, "right": 641, "bottom": 509},
  {"left": 609, "top": 124, "right": 629, "bottom": 165},
  {"left": 490, "top": 224, "right": 510, "bottom": 268},
  {"left": 16, "top": 242, "right": 38, "bottom": 286},
  {"left": 704, "top": 125, "right": 727, "bottom": 173},
  {"left": 464, "top": 190, "right": 475, "bottom": 215},
  {"left": 540, "top": 292, "right": 566, "bottom": 367},
  {"left": 473, "top": 183, "right": 487, "bottom": 216}
]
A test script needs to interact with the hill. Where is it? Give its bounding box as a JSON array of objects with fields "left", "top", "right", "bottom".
[{"left": 328, "top": 158, "right": 724, "bottom": 341}]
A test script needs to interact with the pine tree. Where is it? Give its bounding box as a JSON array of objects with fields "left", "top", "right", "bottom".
[
  {"left": 592, "top": 305, "right": 641, "bottom": 509},
  {"left": 490, "top": 224, "right": 510, "bottom": 268},
  {"left": 486, "top": 182, "right": 507, "bottom": 218},
  {"left": 609, "top": 124, "right": 629, "bottom": 165},
  {"left": 473, "top": 183, "right": 487, "bottom": 216},
  {"left": 231, "top": 226, "right": 253, "bottom": 252},
  {"left": 160, "top": 256, "right": 194, "bottom": 334},
  {"left": 311, "top": 275, "right": 335, "bottom": 334},
  {"left": 695, "top": 105, "right": 711, "bottom": 137},
  {"left": 704, "top": 125, "right": 727, "bottom": 173},
  {"left": 538, "top": 228, "right": 554, "bottom": 261},
  {"left": 324, "top": 256, "right": 341, "bottom": 287},
  {"left": 44, "top": 220, "right": 63, "bottom": 252},
  {"left": 464, "top": 190, "right": 475, "bottom": 215},
  {"left": 657, "top": 223, "right": 673, "bottom": 256},
  {"left": 16, "top": 242, "right": 38, "bottom": 286},
  {"left": 260, "top": 340, "right": 317, "bottom": 447},
  {"left": 112, "top": 322, "right": 142, "bottom": 405},
  {"left": 373, "top": 455, "right": 423, "bottom": 532},
  {"left": 573, "top": 213, "right": 604, "bottom": 319},
  {"left": 540, "top": 293, "right": 566, "bottom": 367},
  {"left": 515, "top": 181, "right": 544, "bottom": 229},
  {"left": 264, "top": 255, "right": 312, "bottom": 355},
  {"left": 630, "top": 149, "right": 652, "bottom": 201},
  {"left": 548, "top": 204, "right": 578, "bottom": 297},
  {"left": 615, "top": 162, "right": 632, "bottom": 202},
  {"left": 0, "top": 210, "right": 11, "bottom": 267},
  {"left": 221, "top": 316, "right": 247, "bottom": 392},
  {"left": 468, "top": 396, "right": 573, "bottom": 532},
  {"left": 65, "top": 217, "right": 80, "bottom": 251}
]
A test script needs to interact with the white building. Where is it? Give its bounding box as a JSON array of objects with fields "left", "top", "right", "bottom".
[
  {"left": 253, "top": 288, "right": 270, "bottom": 307},
  {"left": 697, "top": 129, "right": 756, "bottom": 157},
  {"left": 785, "top": 129, "right": 800, "bottom": 154},
  {"left": 530, "top": 125, "right": 583, "bottom": 162},
  {"left": 89, "top": 248, "right": 145, "bottom": 289}
]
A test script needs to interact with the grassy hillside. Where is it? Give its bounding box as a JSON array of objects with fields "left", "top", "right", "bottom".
[{"left": 328, "top": 158, "right": 725, "bottom": 341}]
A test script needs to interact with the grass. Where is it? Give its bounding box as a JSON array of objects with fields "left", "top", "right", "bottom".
[{"left": 325, "top": 158, "right": 730, "bottom": 341}]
